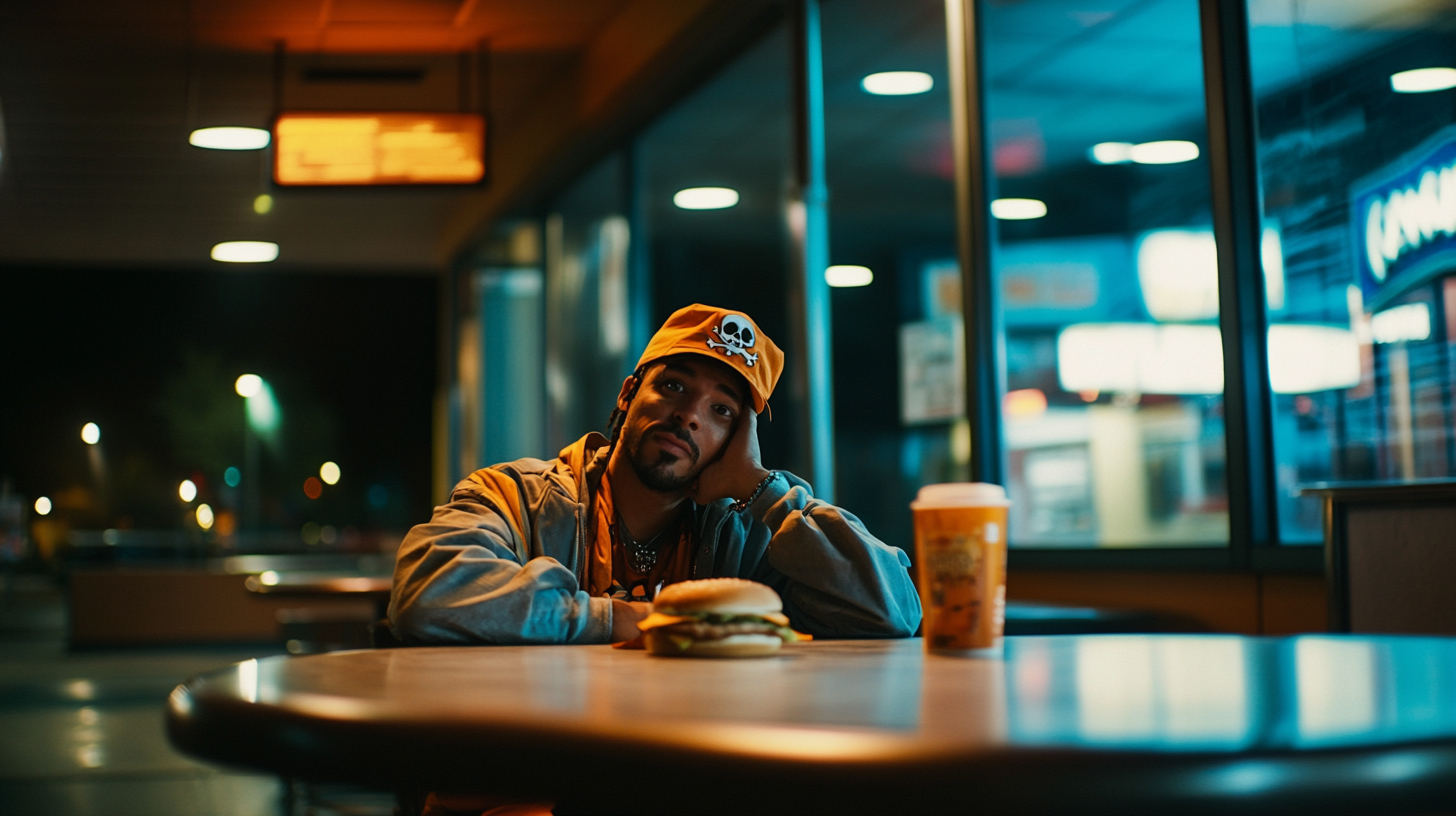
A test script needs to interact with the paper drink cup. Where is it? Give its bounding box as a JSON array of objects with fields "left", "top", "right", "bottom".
[{"left": 911, "top": 483, "right": 1010, "bottom": 653}]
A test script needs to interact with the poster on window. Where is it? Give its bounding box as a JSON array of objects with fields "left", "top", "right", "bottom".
[{"left": 900, "top": 318, "right": 964, "bottom": 425}]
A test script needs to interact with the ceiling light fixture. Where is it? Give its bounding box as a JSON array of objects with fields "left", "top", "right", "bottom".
[
  {"left": 861, "top": 71, "right": 934, "bottom": 95},
  {"left": 211, "top": 241, "right": 279, "bottom": 263},
  {"left": 673, "top": 187, "right": 739, "bottom": 210},
  {"left": 990, "top": 198, "right": 1047, "bottom": 220},
  {"left": 1391, "top": 67, "right": 1456, "bottom": 93},
  {"left": 189, "top": 127, "right": 271, "bottom": 150},
  {"left": 1129, "top": 140, "right": 1200, "bottom": 164},
  {"left": 825, "top": 265, "right": 873, "bottom": 287}
]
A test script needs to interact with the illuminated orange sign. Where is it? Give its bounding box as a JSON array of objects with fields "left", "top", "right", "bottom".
[{"left": 273, "top": 112, "right": 485, "bottom": 186}]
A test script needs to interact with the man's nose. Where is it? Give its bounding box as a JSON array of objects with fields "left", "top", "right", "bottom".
[{"left": 673, "top": 396, "right": 711, "bottom": 431}]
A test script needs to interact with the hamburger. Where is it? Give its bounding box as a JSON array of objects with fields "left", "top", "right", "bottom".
[{"left": 635, "top": 578, "right": 808, "bottom": 658}]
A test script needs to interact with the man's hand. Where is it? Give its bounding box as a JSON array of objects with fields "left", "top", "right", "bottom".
[
  {"left": 689, "top": 408, "right": 771, "bottom": 506},
  {"left": 610, "top": 599, "right": 653, "bottom": 643}
]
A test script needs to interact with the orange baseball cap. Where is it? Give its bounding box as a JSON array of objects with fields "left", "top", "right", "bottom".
[{"left": 635, "top": 304, "right": 783, "bottom": 415}]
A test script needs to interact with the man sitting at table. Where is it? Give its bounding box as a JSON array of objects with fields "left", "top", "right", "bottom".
[{"left": 389, "top": 304, "right": 921, "bottom": 645}]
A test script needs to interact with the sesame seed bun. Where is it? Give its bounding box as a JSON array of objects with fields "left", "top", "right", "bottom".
[{"left": 653, "top": 578, "right": 782, "bottom": 616}]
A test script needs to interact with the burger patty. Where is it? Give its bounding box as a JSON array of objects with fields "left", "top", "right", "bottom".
[{"left": 655, "top": 621, "right": 786, "bottom": 641}]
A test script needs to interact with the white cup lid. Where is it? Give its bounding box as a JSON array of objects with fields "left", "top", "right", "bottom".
[{"left": 911, "top": 482, "right": 1010, "bottom": 508}]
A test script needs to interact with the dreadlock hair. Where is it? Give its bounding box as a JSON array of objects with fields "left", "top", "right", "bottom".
[{"left": 606, "top": 364, "right": 648, "bottom": 443}]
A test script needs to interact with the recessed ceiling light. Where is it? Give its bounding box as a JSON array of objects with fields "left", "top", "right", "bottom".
[
  {"left": 1391, "top": 67, "right": 1456, "bottom": 93},
  {"left": 1089, "top": 142, "right": 1134, "bottom": 164},
  {"left": 189, "top": 127, "right": 271, "bottom": 150},
  {"left": 673, "top": 187, "right": 739, "bottom": 210},
  {"left": 861, "top": 71, "right": 934, "bottom": 95},
  {"left": 211, "top": 241, "right": 279, "bottom": 263},
  {"left": 825, "top": 265, "right": 873, "bottom": 287},
  {"left": 1129, "top": 140, "right": 1199, "bottom": 164},
  {"left": 991, "top": 198, "right": 1047, "bottom": 220}
]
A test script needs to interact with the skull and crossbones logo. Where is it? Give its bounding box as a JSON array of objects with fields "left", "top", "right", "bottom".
[{"left": 706, "top": 314, "right": 759, "bottom": 367}]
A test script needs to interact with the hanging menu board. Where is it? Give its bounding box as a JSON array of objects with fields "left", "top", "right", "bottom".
[{"left": 273, "top": 112, "right": 485, "bottom": 186}]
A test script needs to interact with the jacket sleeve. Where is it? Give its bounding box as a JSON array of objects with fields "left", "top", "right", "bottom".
[
  {"left": 715, "top": 473, "right": 922, "bottom": 639},
  {"left": 388, "top": 481, "right": 613, "bottom": 645}
]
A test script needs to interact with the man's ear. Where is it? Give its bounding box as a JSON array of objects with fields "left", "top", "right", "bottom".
[{"left": 615, "top": 374, "right": 639, "bottom": 412}]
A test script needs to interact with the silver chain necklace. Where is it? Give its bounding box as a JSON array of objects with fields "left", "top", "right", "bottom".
[{"left": 617, "top": 516, "right": 673, "bottom": 574}]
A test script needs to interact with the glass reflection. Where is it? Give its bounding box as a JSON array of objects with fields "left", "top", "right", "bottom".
[
  {"left": 980, "top": 0, "right": 1228, "bottom": 548},
  {"left": 1248, "top": 0, "right": 1456, "bottom": 542}
]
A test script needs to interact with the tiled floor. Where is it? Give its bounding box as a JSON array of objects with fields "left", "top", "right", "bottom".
[{"left": 0, "top": 574, "right": 393, "bottom": 816}]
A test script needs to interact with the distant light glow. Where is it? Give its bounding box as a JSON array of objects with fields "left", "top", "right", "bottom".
[
  {"left": 189, "top": 126, "right": 271, "bottom": 150},
  {"left": 244, "top": 381, "right": 280, "bottom": 434},
  {"left": 1058, "top": 323, "right": 1224, "bottom": 395},
  {"left": 1371, "top": 302, "right": 1432, "bottom": 344},
  {"left": 258, "top": 570, "right": 280, "bottom": 586},
  {"left": 66, "top": 679, "right": 96, "bottom": 700},
  {"left": 81, "top": 423, "right": 100, "bottom": 445},
  {"left": 1089, "top": 142, "right": 1134, "bottom": 164},
  {"left": 1391, "top": 67, "right": 1456, "bottom": 93},
  {"left": 211, "top": 241, "right": 279, "bottom": 263},
  {"left": 224, "top": 466, "right": 241, "bottom": 487},
  {"left": 196, "top": 503, "right": 215, "bottom": 530},
  {"left": 1129, "top": 140, "right": 1200, "bottom": 165},
  {"left": 1004, "top": 388, "right": 1048, "bottom": 418},
  {"left": 1267, "top": 325, "right": 1361, "bottom": 394},
  {"left": 34, "top": 496, "right": 52, "bottom": 516},
  {"left": 825, "top": 265, "right": 873, "bottom": 287},
  {"left": 861, "top": 71, "right": 934, "bottom": 95},
  {"left": 319, "top": 461, "right": 341, "bottom": 485},
  {"left": 1262, "top": 226, "right": 1286, "bottom": 310},
  {"left": 673, "top": 187, "right": 739, "bottom": 210},
  {"left": 235, "top": 374, "right": 262, "bottom": 398},
  {"left": 991, "top": 198, "right": 1047, "bottom": 220},
  {"left": 178, "top": 480, "right": 197, "bottom": 503},
  {"left": 1136, "top": 229, "right": 1220, "bottom": 321},
  {"left": 253, "top": 194, "right": 273, "bottom": 214},
  {"left": 303, "top": 476, "right": 323, "bottom": 500}
]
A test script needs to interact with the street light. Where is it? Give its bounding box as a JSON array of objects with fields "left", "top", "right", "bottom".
[{"left": 81, "top": 423, "right": 100, "bottom": 445}]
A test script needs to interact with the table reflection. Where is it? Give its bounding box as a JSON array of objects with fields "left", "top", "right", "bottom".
[
  {"left": 1006, "top": 635, "right": 1456, "bottom": 751},
  {"left": 227, "top": 635, "right": 1456, "bottom": 756}
]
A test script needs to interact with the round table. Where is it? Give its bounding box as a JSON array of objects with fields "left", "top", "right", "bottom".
[{"left": 166, "top": 635, "right": 1456, "bottom": 815}]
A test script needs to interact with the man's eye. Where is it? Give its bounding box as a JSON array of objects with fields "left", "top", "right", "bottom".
[
  {"left": 662, "top": 380, "right": 685, "bottom": 392},
  {"left": 715, "top": 405, "right": 734, "bottom": 418}
]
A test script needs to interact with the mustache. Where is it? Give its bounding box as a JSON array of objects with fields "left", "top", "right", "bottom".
[{"left": 647, "top": 422, "right": 700, "bottom": 463}]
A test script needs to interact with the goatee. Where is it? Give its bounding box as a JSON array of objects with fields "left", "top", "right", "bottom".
[{"left": 623, "top": 422, "right": 699, "bottom": 492}]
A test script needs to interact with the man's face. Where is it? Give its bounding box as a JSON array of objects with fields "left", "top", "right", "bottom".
[{"left": 618, "top": 355, "right": 748, "bottom": 492}]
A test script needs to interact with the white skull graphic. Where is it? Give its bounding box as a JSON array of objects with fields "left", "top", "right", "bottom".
[{"left": 706, "top": 313, "right": 759, "bottom": 367}]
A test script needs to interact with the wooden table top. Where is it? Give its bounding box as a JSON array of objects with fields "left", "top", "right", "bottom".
[
  {"left": 242, "top": 572, "right": 392, "bottom": 596},
  {"left": 166, "top": 635, "right": 1456, "bottom": 815}
]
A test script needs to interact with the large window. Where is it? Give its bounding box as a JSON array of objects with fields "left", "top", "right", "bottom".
[
  {"left": 1248, "top": 0, "right": 1456, "bottom": 543},
  {"left": 454, "top": 0, "right": 1456, "bottom": 565},
  {"left": 982, "top": 0, "right": 1228, "bottom": 547},
  {"left": 822, "top": 0, "right": 959, "bottom": 546}
]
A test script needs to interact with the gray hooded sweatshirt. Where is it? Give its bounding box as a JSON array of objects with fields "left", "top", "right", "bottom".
[{"left": 389, "top": 432, "right": 921, "bottom": 645}]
